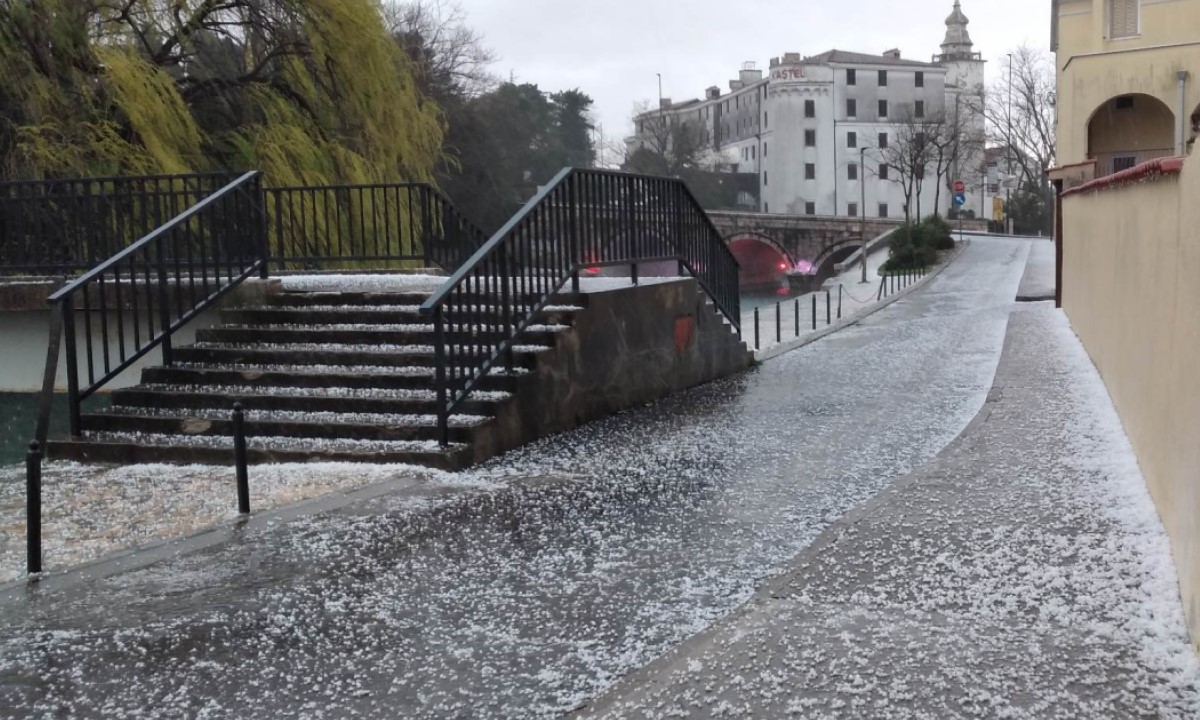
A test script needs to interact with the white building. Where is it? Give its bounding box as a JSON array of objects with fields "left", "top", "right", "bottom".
[{"left": 628, "top": 1, "right": 986, "bottom": 220}]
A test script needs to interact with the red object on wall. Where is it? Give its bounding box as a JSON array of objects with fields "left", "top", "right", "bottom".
[{"left": 674, "top": 316, "right": 696, "bottom": 353}]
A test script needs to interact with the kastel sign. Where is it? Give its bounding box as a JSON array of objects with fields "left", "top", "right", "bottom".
[{"left": 770, "top": 67, "right": 807, "bottom": 81}]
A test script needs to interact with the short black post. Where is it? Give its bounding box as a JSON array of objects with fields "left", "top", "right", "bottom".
[
  {"left": 232, "top": 403, "right": 250, "bottom": 515},
  {"left": 794, "top": 298, "right": 800, "bottom": 337},
  {"left": 838, "top": 285, "right": 844, "bottom": 319},
  {"left": 26, "top": 441, "right": 42, "bottom": 576},
  {"left": 754, "top": 307, "right": 760, "bottom": 350},
  {"left": 775, "top": 302, "right": 781, "bottom": 343},
  {"left": 811, "top": 294, "right": 817, "bottom": 330},
  {"left": 826, "top": 290, "right": 831, "bottom": 325}
]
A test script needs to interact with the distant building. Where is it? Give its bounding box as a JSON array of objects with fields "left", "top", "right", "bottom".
[{"left": 627, "top": 2, "right": 986, "bottom": 220}]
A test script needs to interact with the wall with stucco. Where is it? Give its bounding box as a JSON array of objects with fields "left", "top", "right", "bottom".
[
  {"left": 1055, "top": 0, "right": 1200, "bottom": 165},
  {"left": 1061, "top": 157, "right": 1200, "bottom": 651}
]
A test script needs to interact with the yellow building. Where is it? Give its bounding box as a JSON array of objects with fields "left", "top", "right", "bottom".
[
  {"left": 1053, "top": 0, "right": 1200, "bottom": 177},
  {"left": 1053, "top": 0, "right": 1200, "bottom": 651}
]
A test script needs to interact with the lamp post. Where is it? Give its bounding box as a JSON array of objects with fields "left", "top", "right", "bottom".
[
  {"left": 1006, "top": 53, "right": 1014, "bottom": 235},
  {"left": 657, "top": 73, "right": 663, "bottom": 107},
  {"left": 860, "top": 146, "right": 868, "bottom": 283}
]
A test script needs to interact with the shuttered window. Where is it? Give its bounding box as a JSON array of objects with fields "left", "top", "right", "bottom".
[{"left": 1109, "top": 0, "right": 1139, "bottom": 38}]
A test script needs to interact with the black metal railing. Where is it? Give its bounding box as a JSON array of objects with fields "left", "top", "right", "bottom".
[
  {"left": 33, "top": 171, "right": 267, "bottom": 444},
  {"left": 264, "top": 184, "right": 487, "bottom": 273},
  {"left": 419, "top": 167, "right": 741, "bottom": 445},
  {"left": 0, "top": 173, "right": 239, "bottom": 276}
]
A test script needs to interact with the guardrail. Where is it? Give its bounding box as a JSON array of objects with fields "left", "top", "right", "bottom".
[{"left": 419, "top": 167, "right": 741, "bottom": 446}]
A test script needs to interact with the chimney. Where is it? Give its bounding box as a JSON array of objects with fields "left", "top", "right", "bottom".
[
  {"left": 729, "top": 80, "right": 744, "bottom": 91},
  {"left": 783, "top": 52, "right": 802, "bottom": 64},
  {"left": 706, "top": 86, "right": 721, "bottom": 100},
  {"left": 883, "top": 48, "right": 901, "bottom": 59}
]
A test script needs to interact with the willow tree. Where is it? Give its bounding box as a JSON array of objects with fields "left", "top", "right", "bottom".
[{"left": 0, "top": 0, "right": 444, "bottom": 186}]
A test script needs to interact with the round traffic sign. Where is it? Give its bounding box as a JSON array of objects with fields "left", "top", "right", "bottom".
[{"left": 953, "top": 179, "right": 966, "bottom": 194}]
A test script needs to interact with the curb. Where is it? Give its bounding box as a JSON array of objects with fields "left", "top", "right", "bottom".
[{"left": 754, "top": 240, "right": 969, "bottom": 363}]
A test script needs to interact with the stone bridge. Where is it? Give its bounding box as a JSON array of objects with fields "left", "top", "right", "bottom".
[{"left": 707, "top": 212, "right": 901, "bottom": 291}]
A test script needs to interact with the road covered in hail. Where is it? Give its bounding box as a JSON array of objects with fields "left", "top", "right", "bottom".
[{"left": 1, "top": 239, "right": 1030, "bottom": 718}]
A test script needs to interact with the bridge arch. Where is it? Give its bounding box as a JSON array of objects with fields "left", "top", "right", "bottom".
[
  {"left": 727, "top": 234, "right": 795, "bottom": 289},
  {"left": 810, "top": 237, "right": 865, "bottom": 284}
]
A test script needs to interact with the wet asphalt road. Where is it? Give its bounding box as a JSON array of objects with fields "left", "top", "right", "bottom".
[{"left": 0, "top": 238, "right": 1031, "bottom": 719}]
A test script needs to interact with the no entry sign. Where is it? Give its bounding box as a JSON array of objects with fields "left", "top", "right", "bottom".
[{"left": 953, "top": 179, "right": 966, "bottom": 194}]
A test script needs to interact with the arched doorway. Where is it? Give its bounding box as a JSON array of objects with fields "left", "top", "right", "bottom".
[
  {"left": 728, "top": 235, "right": 793, "bottom": 291},
  {"left": 1087, "top": 94, "right": 1175, "bottom": 176}
]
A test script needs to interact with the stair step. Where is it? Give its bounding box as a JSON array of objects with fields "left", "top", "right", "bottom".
[
  {"left": 194, "top": 326, "right": 568, "bottom": 346},
  {"left": 220, "top": 306, "right": 581, "bottom": 327},
  {"left": 141, "top": 366, "right": 518, "bottom": 392},
  {"left": 48, "top": 435, "right": 471, "bottom": 470},
  {"left": 174, "top": 344, "right": 550, "bottom": 369},
  {"left": 81, "top": 408, "right": 488, "bottom": 444},
  {"left": 109, "top": 386, "right": 505, "bottom": 416},
  {"left": 268, "top": 290, "right": 588, "bottom": 308}
]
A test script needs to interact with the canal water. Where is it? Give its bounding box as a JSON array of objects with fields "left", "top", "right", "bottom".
[{"left": 0, "top": 393, "right": 109, "bottom": 467}]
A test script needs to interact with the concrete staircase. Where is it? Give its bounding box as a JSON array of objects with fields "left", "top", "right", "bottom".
[{"left": 48, "top": 288, "right": 584, "bottom": 471}]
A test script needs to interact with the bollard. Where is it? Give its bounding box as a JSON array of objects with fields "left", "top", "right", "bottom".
[
  {"left": 838, "top": 285, "right": 844, "bottom": 319},
  {"left": 811, "top": 294, "right": 817, "bottom": 330},
  {"left": 233, "top": 403, "right": 250, "bottom": 515},
  {"left": 754, "top": 307, "right": 760, "bottom": 350},
  {"left": 26, "top": 441, "right": 42, "bottom": 575},
  {"left": 775, "top": 302, "right": 782, "bottom": 343},
  {"left": 826, "top": 290, "right": 831, "bottom": 326},
  {"left": 794, "top": 298, "right": 800, "bottom": 337}
]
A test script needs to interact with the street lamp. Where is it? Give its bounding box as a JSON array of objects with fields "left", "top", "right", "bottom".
[
  {"left": 860, "top": 146, "right": 868, "bottom": 283},
  {"left": 657, "top": 73, "right": 663, "bottom": 107}
]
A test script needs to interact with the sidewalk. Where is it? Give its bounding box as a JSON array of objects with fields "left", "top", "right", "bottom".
[{"left": 577, "top": 303, "right": 1200, "bottom": 719}]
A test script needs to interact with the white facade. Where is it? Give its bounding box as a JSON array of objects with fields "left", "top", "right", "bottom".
[{"left": 628, "top": 2, "right": 987, "bottom": 221}]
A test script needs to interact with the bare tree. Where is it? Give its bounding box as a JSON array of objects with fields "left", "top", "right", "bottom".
[
  {"left": 625, "top": 103, "right": 714, "bottom": 177},
  {"left": 867, "top": 103, "right": 936, "bottom": 223},
  {"left": 930, "top": 92, "right": 987, "bottom": 216},
  {"left": 384, "top": 0, "right": 497, "bottom": 99},
  {"left": 976, "top": 45, "right": 1057, "bottom": 201}
]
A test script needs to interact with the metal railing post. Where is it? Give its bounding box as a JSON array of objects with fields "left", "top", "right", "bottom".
[
  {"left": 826, "top": 290, "right": 831, "bottom": 325},
  {"left": 838, "top": 285, "right": 844, "bottom": 319},
  {"left": 432, "top": 306, "right": 450, "bottom": 447},
  {"left": 500, "top": 245, "right": 514, "bottom": 374},
  {"left": 232, "top": 403, "right": 250, "bottom": 515},
  {"left": 811, "top": 294, "right": 817, "bottom": 330},
  {"left": 775, "top": 302, "right": 781, "bottom": 343},
  {"left": 35, "top": 306, "right": 65, "bottom": 447},
  {"left": 568, "top": 174, "right": 581, "bottom": 294},
  {"left": 26, "top": 440, "right": 42, "bottom": 575},
  {"left": 155, "top": 235, "right": 174, "bottom": 367},
  {"left": 61, "top": 296, "right": 81, "bottom": 438},
  {"left": 754, "top": 307, "right": 760, "bottom": 350},
  {"left": 794, "top": 298, "right": 800, "bottom": 337},
  {"left": 254, "top": 177, "right": 269, "bottom": 280}
]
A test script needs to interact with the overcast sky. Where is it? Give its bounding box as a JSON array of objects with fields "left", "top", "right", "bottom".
[{"left": 458, "top": 0, "right": 1051, "bottom": 143}]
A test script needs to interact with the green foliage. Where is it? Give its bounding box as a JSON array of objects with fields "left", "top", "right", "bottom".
[
  {"left": 882, "top": 216, "right": 956, "bottom": 272},
  {"left": 436, "top": 82, "right": 596, "bottom": 232},
  {"left": 0, "top": 0, "right": 443, "bottom": 190}
]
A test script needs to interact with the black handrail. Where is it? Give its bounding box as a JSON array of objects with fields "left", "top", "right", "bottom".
[
  {"left": 419, "top": 167, "right": 741, "bottom": 445},
  {"left": 0, "top": 173, "right": 240, "bottom": 275},
  {"left": 264, "top": 183, "right": 487, "bottom": 273},
  {"left": 35, "top": 171, "right": 267, "bottom": 443}
]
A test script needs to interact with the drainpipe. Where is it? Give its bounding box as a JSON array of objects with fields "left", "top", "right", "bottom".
[{"left": 1177, "top": 71, "right": 1190, "bottom": 156}]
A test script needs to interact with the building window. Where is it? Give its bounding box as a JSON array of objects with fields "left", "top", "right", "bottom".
[
  {"left": 915, "top": 100, "right": 925, "bottom": 118},
  {"left": 847, "top": 98, "right": 857, "bottom": 118},
  {"left": 1112, "top": 155, "right": 1138, "bottom": 172},
  {"left": 805, "top": 163, "right": 816, "bottom": 180},
  {"left": 847, "top": 131, "right": 857, "bottom": 148},
  {"left": 752, "top": 146, "right": 757, "bottom": 159},
  {"left": 848, "top": 202, "right": 859, "bottom": 217},
  {"left": 878, "top": 99, "right": 888, "bottom": 118},
  {"left": 805, "top": 100, "right": 815, "bottom": 118},
  {"left": 847, "top": 69, "right": 857, "bottom": 86},
  {"left": 764, "top": 142, "right": 768, "bottom": 157},
  {"left": 763, "top": 171, "right": 768, "bottom": 186},
  {"left": 1109, "top": 0, "right": 1140, "bottom": 39},
  {"left": 806, "top": 202, "right": 816, "bottom": 215},
  {"left": 848, "top": 163, "right": 858, "bottom": 180},
  {"left": 764, "top": 111, "right": 769, "bottom": 127},
  {"left": 879, "top": 203, "right": 889, "bottom": 218},
  {"left": 878, "top": 132, "right": 889, "bottom": 149},
  {"left": 878, "top": 70, "right": 888, "bottom": 87},
  {"left": 879, "top": 163, "right": 890, "bottom": 180},
  {"left": 805, "top": 129, "right": 817, "bottom": 147},
  {"left": 915, "top": 71, "right": 925, "bottom": 88}
]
